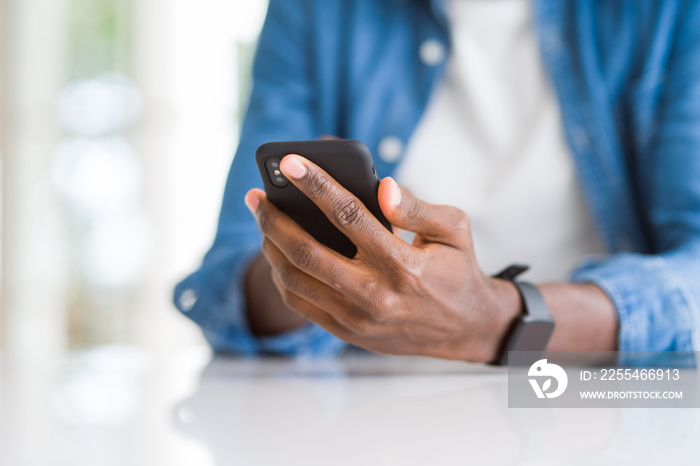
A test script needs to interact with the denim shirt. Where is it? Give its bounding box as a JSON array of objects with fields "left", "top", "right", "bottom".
[{"left": 174, "top": 0, "right": 700, "bottom": 356}]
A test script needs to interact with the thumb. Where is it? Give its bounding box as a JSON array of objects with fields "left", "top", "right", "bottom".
[{"left": 378, "top": 177, "right": 472, "bottom": 249}]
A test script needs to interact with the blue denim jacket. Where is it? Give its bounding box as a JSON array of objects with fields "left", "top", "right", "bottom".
[{"left": 174, "top": 0, "right": 700, "bottom": 355}]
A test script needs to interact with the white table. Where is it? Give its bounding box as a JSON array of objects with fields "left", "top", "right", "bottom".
[{"left": 1, "top": 346, "right": 698, "bottom": 465}]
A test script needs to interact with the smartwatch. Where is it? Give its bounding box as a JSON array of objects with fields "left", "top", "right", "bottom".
[{"left": 490, "top": 264, "right": 554, "bottom": 366}]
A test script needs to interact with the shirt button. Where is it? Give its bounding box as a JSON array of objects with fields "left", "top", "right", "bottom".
[
  {"left": 179, "top": 288, "right": 198, "bottom": 312},
  {"left": 419, "top": 39, "right": 446, "bottom": 66},
  {"left": 378, "top": 136, "right": 404, "bottom": 163}
]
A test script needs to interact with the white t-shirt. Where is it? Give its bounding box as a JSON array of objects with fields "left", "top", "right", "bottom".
[{"left": 395, "top": 0, "right": 604, "bottom": 282}]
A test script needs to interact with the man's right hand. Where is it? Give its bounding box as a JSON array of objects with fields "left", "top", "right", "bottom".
[{"left": 245, "top": 253, "right": 308, "bottom": 336}]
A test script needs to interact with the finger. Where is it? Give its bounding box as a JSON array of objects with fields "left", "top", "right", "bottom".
[
  {"left": 270, "top": 272, "right": 354, "bottom": 341},
  {"left": 262, "top": 237, "right": 348, "bottom": 312},
  {"left": 247, "top": 188, "right": 365, "bottom": 293},
  {"left": 279, "top": 154, "right": 404, "bottom": 260},
  {"left": 263, "top": 237, "right": 381, "bottom": 333},
  {"left": 377, "top": 177, "right": 472, "bottom": 250}
]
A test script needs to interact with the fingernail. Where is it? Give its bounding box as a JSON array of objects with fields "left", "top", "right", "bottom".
[
  {"left": 244, "top": 191, "right": 259, "bottom": 214},
  {"left": 388, "top": 178, "right": 402, "bottom": 206},
  {"left": 280, "top": 155, "right": 306, "bottom": 179}
]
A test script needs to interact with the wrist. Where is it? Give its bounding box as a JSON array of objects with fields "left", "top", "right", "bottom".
[{"left": 479, "top": 277, "right": 523, "bottom": 363}]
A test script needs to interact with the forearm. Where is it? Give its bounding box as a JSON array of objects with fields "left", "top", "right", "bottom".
[
  {"left": 244, "top": 253, "right": 307, "bottom": 336},
  {"left": 539, "top": 282, "right": 618, "bottom": 352}
]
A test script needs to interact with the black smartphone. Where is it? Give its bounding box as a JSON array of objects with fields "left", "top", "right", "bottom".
[{"left": 255, "top": 139, "right": 392, "bottom": 258}]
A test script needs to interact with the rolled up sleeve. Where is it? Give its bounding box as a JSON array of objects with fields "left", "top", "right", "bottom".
[
  {"left": 571, "top": 251, "right": 700, "bottom": 353},
  {"left": 174, "top": 236, "right": 347, "bottom": 357}
]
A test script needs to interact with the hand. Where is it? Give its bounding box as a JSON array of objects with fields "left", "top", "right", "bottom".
[{"left": 244, "top": 154, "right": 521, "bottom": 362}]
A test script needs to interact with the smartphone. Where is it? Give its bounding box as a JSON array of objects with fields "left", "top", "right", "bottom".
[{"left": 255, "top": 139, "right": 392, "bottom": 258}]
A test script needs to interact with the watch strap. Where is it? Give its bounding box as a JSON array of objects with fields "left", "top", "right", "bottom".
[
  {"left": 514, "top": 281, "right": 550, "bottom": 320},
  {"left": 490, "top": 265, "right": 554, "bottom": 366},
  {"left": 494, "top": 264, "right": 529, "bottom": 281}
]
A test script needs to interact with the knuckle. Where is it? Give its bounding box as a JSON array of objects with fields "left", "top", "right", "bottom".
[
  {"left": 307, "top": 171, "right": 332, "bottom": 199},
  {"left": 360, "top": 284, "right": 398, "bottom": 321},
  {"left": 405, "top": 198, "right": 425, "bottom": 221},
  {"left": 349, "top": 315, "right": 374, "bottom": 335},
  {"left": 290, "top": 240, "right": 319, "bottom": 271},
  {"left": 326, "top": 263, "right": 347, "bottom": 288},
  {"left": 381, "top": 247, "right": 408, "bottom": 270},
  {"left": 278, "top": 263, "right": 300, "bottom": 291},
  {"left": 380, "top": 249, "right": 421, "bottom": 286},
  {"left": 397, "top": 260, "right": 422, "bottom": 291},
  {"left": 361, "top": 280, "right": 381, "bottom": 304},
  {"left": 333, "top": 199, "right": 363, "bottom": 228},
  {"left": 374, "top": 292, "right": 398, "bottom": 317}
]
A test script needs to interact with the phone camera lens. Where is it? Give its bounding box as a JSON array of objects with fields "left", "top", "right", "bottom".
[{"left": 265, "top": 158, "right": 288, "bottom": 188}]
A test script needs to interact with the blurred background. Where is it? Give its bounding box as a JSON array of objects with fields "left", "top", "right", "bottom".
[{"left": 1, "top": 0, "right": 269, "bottom": 358}]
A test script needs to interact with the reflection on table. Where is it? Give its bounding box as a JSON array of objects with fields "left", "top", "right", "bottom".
[{"left": 1, "top": 347, "right": 698, "bottom": 465}]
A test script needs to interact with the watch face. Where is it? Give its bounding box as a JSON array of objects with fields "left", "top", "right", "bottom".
[{"left": 511, "top": 317, "right": 555, "bottom": 352}]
